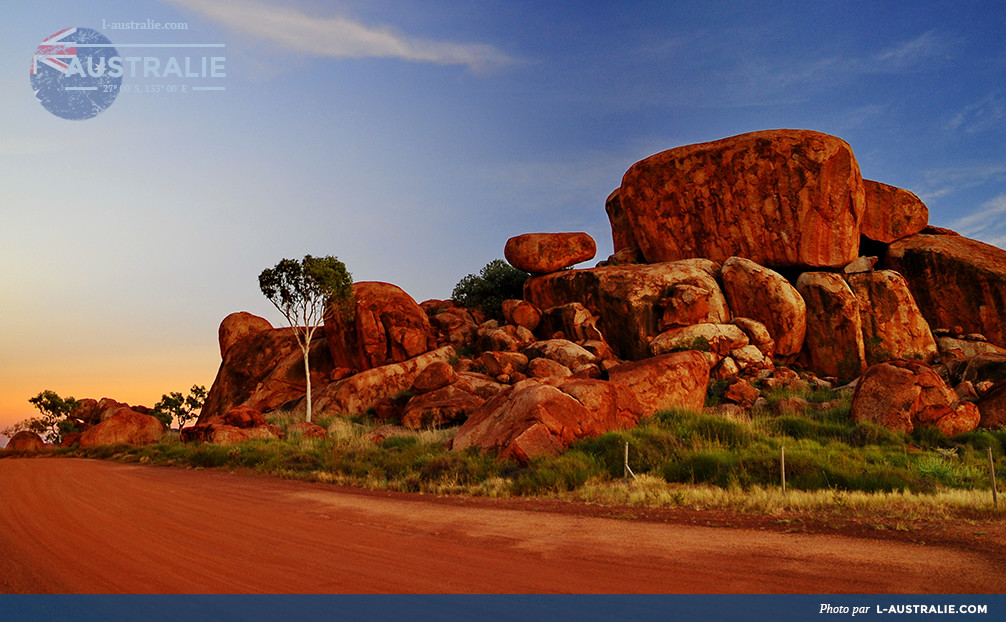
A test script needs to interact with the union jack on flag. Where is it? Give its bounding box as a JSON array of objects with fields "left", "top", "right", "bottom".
[{"left": 31, "top": 27, "right": 77, "bottom": 74}]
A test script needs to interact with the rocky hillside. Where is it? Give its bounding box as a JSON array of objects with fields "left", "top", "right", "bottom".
[{"left": 31, "top": 129, "right": 1006, "bottom": 459}]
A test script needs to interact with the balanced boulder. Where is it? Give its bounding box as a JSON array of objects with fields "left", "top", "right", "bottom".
[
  {"left": 219, "top": 312, "right": 273, "bottom": 358},
  {"left": 504, "top": 232, "right": 597, "bottom": 274}
]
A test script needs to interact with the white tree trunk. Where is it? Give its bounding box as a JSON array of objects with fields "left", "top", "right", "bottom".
[{"left": 303, "top": 346, "right": 313, "bottom": 423}]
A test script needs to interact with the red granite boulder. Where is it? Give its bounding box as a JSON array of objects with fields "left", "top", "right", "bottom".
[
  {"left": 219, "top": 311, "right": 273, "bottom": 358},
  {"left": 861, "top": 180, "right": 929, "bottom": 244},
  {"left": 720, "top": 257, "right": 806, "bottom": 360},
  {"left": 846, "top": 270, "right": 937, "bottom": 364},
  {"left": 451, "top": 379, "right": 643, "bottom": 463},
  {"left": 504, "top": 232, "right": 597, "bottom": 274},
  {"left": 850, "top": 360, "right": 979, "bottom": 435},
  {"left": 78, "top": 409, "right": 165, "bottom": 447},
  {"left": 324, "top": 282, "right": 434, "bottom": 374},
  {"left": 886, "top": 234, "right": 1006, "bottom": 349},
  {"left": 619, "top": 129, "right": 865, "bottom": 268},
  {"left": 6, "top": 431, "right": 46, "bottom": 452},
  {"left": 796, "top": 272, "right": 866, "bottom": 382}
]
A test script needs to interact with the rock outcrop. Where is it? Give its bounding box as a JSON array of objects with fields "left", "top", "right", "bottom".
[
  {"left": 886, "top": 234, "right": 1006, "bottom": 348},
  {"left": 199, "top": 328, "right": 330, "bottom": 424},
  {"left": 524, "top": 261, "right": 728, "bottom": 360},
  {"left": 504, "top": 232, "right": 596, "bottom": 274},
  {"left": 850, "top": 360, "right": 979, "bottom": 436},
  {"left": 186, "top": 128, "right": 1006, "bottom": 453},
  {"left": 619, "top": 129, "right": 865, "bottom": 268}
]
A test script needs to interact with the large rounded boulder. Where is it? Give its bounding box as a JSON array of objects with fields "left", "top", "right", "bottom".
[{"left": 619, "top": 129, "right": 865, "bottom": 268}]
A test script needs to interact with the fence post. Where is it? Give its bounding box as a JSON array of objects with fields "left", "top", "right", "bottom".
[
  {"left": 780, "top": 445, "right": 787, "bottom": 496},
  {"left": 623, "top": 441, "right": 637, "bottom": 483},
  {"left": 989, "top": 447, "right": 999, "bottom": 510}
]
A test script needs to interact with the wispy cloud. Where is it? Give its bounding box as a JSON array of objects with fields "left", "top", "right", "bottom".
[
  {"left": 161, "top": 0, "right": 514, "bottom": 72},
  {"left": 945, "top": 92, "right": 1006, "bottom": 134},
  {"left": 872, "top": 30, "right": 944, "bottom": 72},
  {"left": 952, "top": 193, "right": 1006, "bottom": 248},
  {"left": 920, "top": 162, "right": 1006, "bottom": 200}
]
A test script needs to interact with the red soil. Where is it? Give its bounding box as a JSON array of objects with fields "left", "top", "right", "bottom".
[{"left": 0, "top": 458, "right": 1002, "bottom": 593}]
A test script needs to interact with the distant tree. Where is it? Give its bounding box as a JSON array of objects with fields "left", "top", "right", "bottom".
[
  {"left": 152, "top": 385, "right": 207, "bottom": 431},
  {"left": 452, "top": 259, "right": 529, "bottom": 321},
  {"left": 2, "top": 390, "right": 81, "bottom": 444},
  {"left": 259, "top": 255, "right": 353, "bottom": 423}
]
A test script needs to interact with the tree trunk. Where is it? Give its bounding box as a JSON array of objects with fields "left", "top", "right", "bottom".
[{"left": 303, "top": 346, "right": 313, "bottom": 423}]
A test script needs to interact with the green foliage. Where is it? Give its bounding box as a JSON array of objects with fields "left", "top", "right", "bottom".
[
  {"left": 669, "top": 336, "right": 711, "bottom": 353},
  {"left": 258, "top": 255, "right": 354, "bottom": 326},
  {"left": 2, "top": 390, "right": 81, "bottom": 444},
  {"left": 451, "top": 259, "right": 529, "bottom": 321},
  {"left": 152, "top": 385, "right": 207, "bottom": 430},
  {"left": 512, "top": 451, "right": 599, "bottom": 494},
  {"left": 705, "top": 380, "right": 729, "bottom": 407}
]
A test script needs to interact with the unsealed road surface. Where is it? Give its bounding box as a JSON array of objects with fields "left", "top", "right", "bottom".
[{"left": 0, "top": 458, "right": 1002, "bottom": 593}]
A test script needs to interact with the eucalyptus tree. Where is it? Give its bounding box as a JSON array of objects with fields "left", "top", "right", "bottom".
[{"left": 259, "top": 255, "right": 353, "bottom": 422}]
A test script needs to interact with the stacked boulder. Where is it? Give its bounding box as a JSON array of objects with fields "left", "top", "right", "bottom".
[
  {"left": 195, "top": 128, "right": 1006, "bottom": 460},
  {"left": 494, "top": 129, "right": 1006, "bottom": 446}
]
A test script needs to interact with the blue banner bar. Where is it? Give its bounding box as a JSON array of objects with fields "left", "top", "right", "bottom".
[{"left": 0, "top": 595, "right": 1003, "bottom": 622}]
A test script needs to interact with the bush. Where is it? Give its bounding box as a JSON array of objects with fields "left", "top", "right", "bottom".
[
  {"left": 663, "top": 450, "right": 740, "bottom": 486},
  {"left": 452, "top": 259, "right": 529, "bottom": 321},
  {"left": 512, "top": 451, "right": 600, "bottom": 494}
]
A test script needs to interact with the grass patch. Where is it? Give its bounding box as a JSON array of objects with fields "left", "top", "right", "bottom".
[{"left": 16, "top": 383, "right": 1005, "bottom": 518}]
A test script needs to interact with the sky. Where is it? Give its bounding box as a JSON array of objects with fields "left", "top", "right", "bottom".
[{"left": 3, "top": 1, "right": 1006, "bottom": 444}]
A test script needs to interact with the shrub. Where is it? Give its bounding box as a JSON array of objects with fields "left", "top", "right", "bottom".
[
  {"left": 451, "top": 259, "right": 529, "bottom": 321},
  {"left": 662, "top": 450, "right": 739, "bottom": 486},
  {"left": 512, "top": 451, "right": 600, "bottom": 494}
]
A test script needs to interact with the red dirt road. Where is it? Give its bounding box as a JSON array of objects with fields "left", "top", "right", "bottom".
[{"left": 0, "top": 458, "right": 1003, "bottom": 593}]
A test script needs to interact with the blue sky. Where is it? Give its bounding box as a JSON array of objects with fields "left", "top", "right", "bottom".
[{"left": 3, "top": 0, "right": 1006, "bottom": 439}]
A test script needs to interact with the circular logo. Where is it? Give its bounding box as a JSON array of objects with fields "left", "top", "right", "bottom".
[{"left": 30, "top": 27, "right": 122, "bottom": 120}]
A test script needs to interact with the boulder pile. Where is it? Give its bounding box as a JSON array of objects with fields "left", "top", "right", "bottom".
[{"left": 187, "top": 129, "right": 1006, "bottom": 461}]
